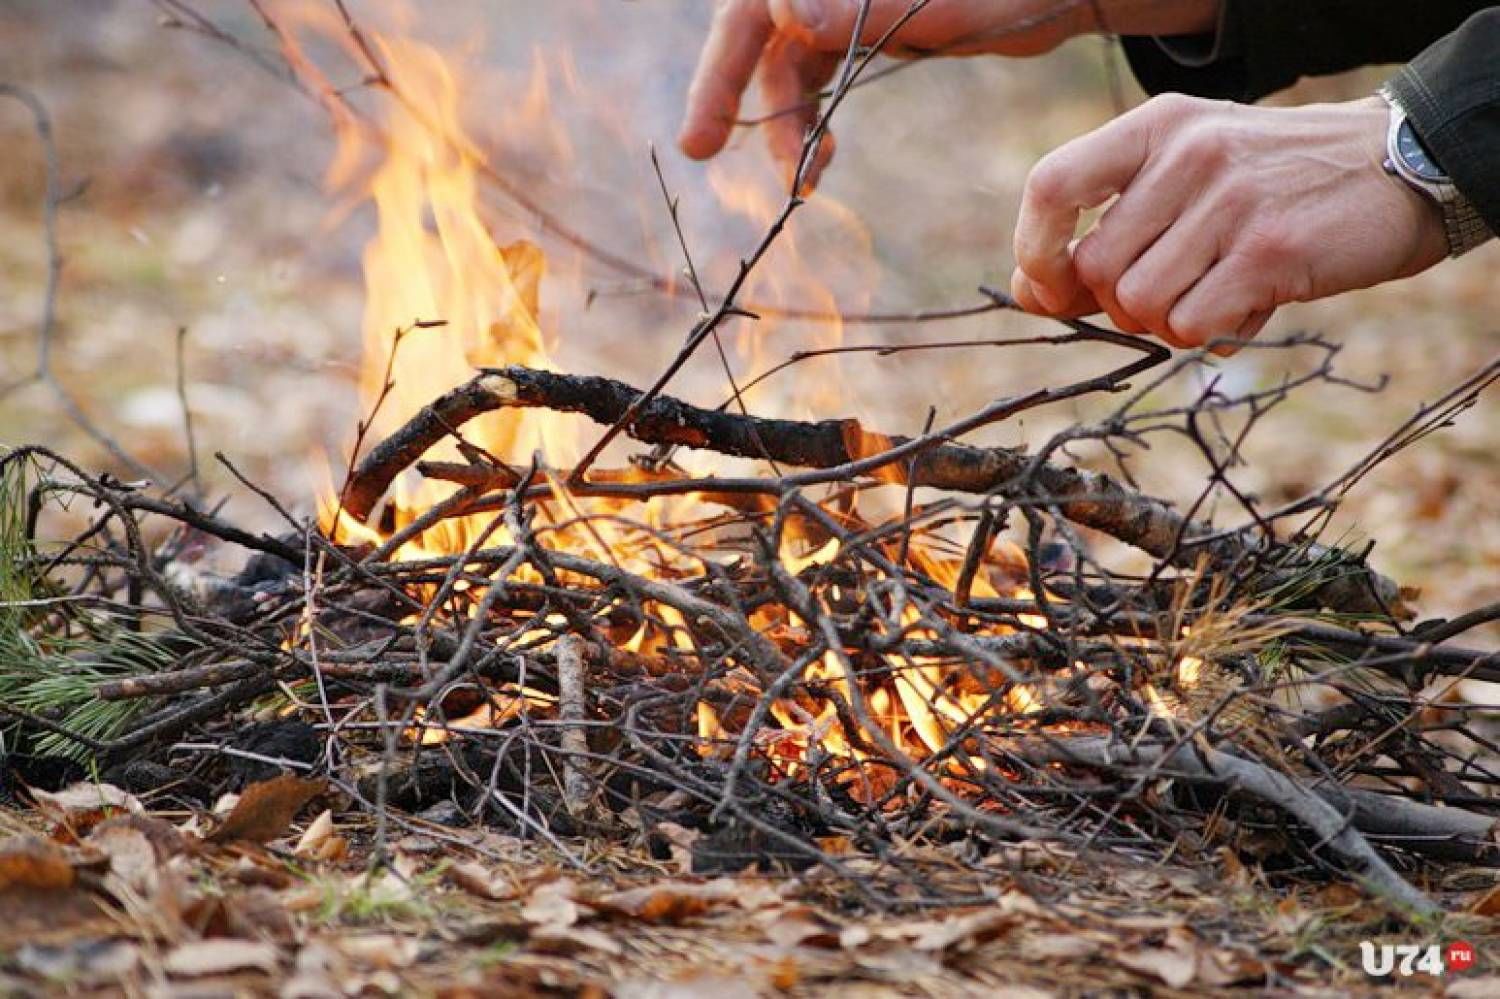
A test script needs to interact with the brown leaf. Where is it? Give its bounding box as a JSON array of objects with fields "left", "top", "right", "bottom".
[
  {"left": 163, "top": 938, "right": 281, "bottom": 977},
  {"left": 521, "top": 878, "right": 583, "bottom": 928},
  {"left": 446, "top": 860, "right": 513, "bottom": 901},
  {"left": 909, "top": 910, "right": 1016, "bottom": 952},
  {"left": 31, "top": 782, "right": 142, "bottom": 837},
  {"left": 531, "top": 924, "right": 623, "bottom": 956},
  {"left": 208, "top": 774, "right": 326, "bottom": 845},
  {"left": 87, "top": 824, "right": 159, "bottom": 900},
  {"left": 595, "top": 880, "right": 753, "bottom": 924},
  {"left": 1470, "top": 883, "right": 1500, "bottom": 916},
  {"left": 91, "top": 814, "right": 185, "bottom": 860},
  {"left": 292, "top": 809, "right": 347, "bottom": 862},
  {"left": 0, "top": 836, "right": 75, "bottom": 891},
  {"left": 1116, "top": 944, "right": 1198, "bottom": 989}
]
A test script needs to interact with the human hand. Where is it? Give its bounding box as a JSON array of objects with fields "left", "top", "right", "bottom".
[
  {"left": 1011, "top": 94, "right": 1449, "bottom": 350},
  {"left": 678, "top": 0, "right": 1219, "bottom": 186}
]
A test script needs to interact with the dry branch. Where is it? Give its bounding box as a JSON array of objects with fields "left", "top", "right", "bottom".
[
  {"left": 1021, "top": 736, "right": 1443, "bottom": 917},
  {"left": 343, "top": 366, "right": 1398, "bottom": 615}
]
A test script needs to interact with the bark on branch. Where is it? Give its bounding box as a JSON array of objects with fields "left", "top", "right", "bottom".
[{"left": 342, "top": 366, "right": 1399, "bottom": 615}]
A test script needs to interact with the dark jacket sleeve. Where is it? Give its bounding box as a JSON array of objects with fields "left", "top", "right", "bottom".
[
  {"left": 1120, "top": 2, "right": 1493, "bottom": 102},
  {"left": 1385, "top": 12, "right": 1500, "bottom": 238},
  {"left": 1122, "top": 3, "right": 1500, "bottom": 237}
]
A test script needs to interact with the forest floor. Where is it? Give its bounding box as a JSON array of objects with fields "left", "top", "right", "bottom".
[{"left": 1, "top": 1, "right": 1497, "bottom": 995}]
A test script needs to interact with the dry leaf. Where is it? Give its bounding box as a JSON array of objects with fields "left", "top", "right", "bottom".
[
  {"left": 595, "top": 880, "right": 750, "bottom": 923},
  {"left": 909, "top": 910, "right": 1015, "bottom": 952},
  {"left": 0, "top": 836, "right": 75, "bottom": 891},
  {"left": 531, "top": 923, "right": 623, "bottom": 956},
  {"left": 447, "top": 860, "right": 512, "bottom": 901},
  {"left": 759, "top": 905, "right": 841, "bottom": 949},
  {"left": 649, "top": 821, "right": 700, "bottom": 875},
  {"left": 335, "top": 934, "right": 421, "bottom": 969},
  {"left": 293, "top": 809, "right": 347, "bottom": 862},
  {"left": 838, "top": 925, "right": 871, "bottom": 949},
  {"left": 90, "top": 814, "right": 184, "bottom": 860},
  {"left": 1116, "top": 944, "right": 1198, "bottom": 989},
  {"left": 1470, "top": 883, "right": 1500, "bottom": 916},
  {"left": 208, "top": 774, "right": 326, "bottom": 845},
  {"left": 87, "top": 824, "right": 159, "bottom": 900},
  {"left": 1021, "top": 933, "right": 1101, "bottom": 960},
  {"left": 163, "top": 938, "right": 281, "bottom": 977},
  {"left": 1114, "top": 928, "right": 1258, "bottom": 989},
  {"left": 32, "top": 782, "right": 141, "bottom": 834},
  {"left": 1449, "top": 977, "right": 1500, "bottom": 998},
  {"left": 522, "top": 878, "right": 583, "bottom": 928}
]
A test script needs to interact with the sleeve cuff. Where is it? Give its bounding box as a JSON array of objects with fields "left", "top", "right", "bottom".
[{"left": 1152, "top": 0, "right": 1240, "bottom": 68}]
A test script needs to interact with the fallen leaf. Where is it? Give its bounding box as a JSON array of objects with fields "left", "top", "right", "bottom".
[
  {"left": 595, "top": 880, "right": 750, "bottom": 923},
  {"left": 447, "top": 860, "right": 512, "bottom": 901},
  {"left": 208, "top": 774, "right": 326, "bottom": 844},
  {"left": 649, "top": 821, "right": 700, "bottom": 875},
  {"left": 1116, "top": 944, "right": 1197, "bottom": 989},
  {"left": 14, "top": 938, "right": 140, "bottom": 986},
  {"left": 293, "top": 809, "right": 346, "bottom": 862},
  {"left": 163, "top": 938, "right": 281, "bottom": 977},
  {"left": 759, "top": 905, "right": 841, "bottom": 949},
  {"left": 1470, "top": 883, "right": 1500, "bottom": 916},
  {"left": 1114, "top": 927, "right": 1259, "bottom": 990},
  {"left": 838, "top": 925, "right": 871, "bottom": 949},
  {"left": 908, "top": 910, "right": 1015, "bottom": 952},
  {"left": 1021, "top": 933, "right": 1100, "bottom": 960},
  {"left": 531, "top": 924, "right": 623, "bottom": 956},
  {"left": 87, "top": 824, "right": 159, "bottom": 900},
  {"left": 0, "top": 836, "right": 75, "bottom": 891},
  {"left": 335, "top": 934, "right": 421, "bottom": 969},
  {"left": 31, "top": 782, "right": 141, "bottom": 835},
  {"left": 90, "top": 814, "right": 185, "bottom": 860},
  {"left": 522, "top": 878, "right": 582, "bottom": 928}
]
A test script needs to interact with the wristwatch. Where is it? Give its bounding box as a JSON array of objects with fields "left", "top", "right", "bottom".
[{"left": 1378, "top": 87, "right": 1493, "bottom": 258}]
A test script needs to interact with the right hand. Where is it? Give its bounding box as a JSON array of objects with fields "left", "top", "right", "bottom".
[{"left": 677, "top": 0, "right": 1220, "bottom": 186}]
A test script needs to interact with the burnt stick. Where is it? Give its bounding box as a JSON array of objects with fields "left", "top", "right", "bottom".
[{"left": 342, "top": 366, "right": 1399, "bottom": 616}]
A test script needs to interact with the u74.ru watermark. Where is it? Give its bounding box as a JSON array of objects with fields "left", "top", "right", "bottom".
[{"left": 1360, "top": 940, "right": 1477, "bottom": 977}]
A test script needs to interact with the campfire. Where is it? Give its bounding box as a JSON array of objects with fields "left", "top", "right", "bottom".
[{"left": 3, "top": 1, "right": 1498, "bottom": 958}]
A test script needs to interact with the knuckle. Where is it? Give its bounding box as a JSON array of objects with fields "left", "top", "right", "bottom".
[
  {"left": 1169, "top": 311, "right": 1216, "bottom": 347},
  {"left": 1115, "top": 276, "right": 1163, "bottom": 326},
  {"left": 1025, "top": 153, "right": 1070, "bottom": 210},
  {"left": 1238, "top": 221, "right": 1300, "bottom": 268},
  {"left": 1071, "top": 235, "right": 1117, "bottom": 290},
  {"left": 1142, "top": 92, "right": 1194, "bottom": 122},
  {"left": 1175, "top": 123, "right": 1229, "bottom": 171}
]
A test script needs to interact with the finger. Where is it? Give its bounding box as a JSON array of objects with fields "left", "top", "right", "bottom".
[
  {"left": 1108, "top": 212, "right": 1221, "bottom": 338},
  {"left": 1208, "top": 309, "right": 1273, "bottom": 356},
  {"left": 1166, "top": 259, "right": 1275, "bottom": 349},
  {"left": 680, "top": 0, "right": 775, "bottom": 160},
  {"left": 1009, "top": 265, "right": 1102, "bottom": 319},
  {"left": 770, "top": 0, "right": 1065, "bottom": 57},
  {"left": 1071, "top": 164, "right": 1196, "bottom": 333},
  {"left": 1015, "top": 112, "right": 1152, "bottom": 313},
  {"left": 757, "top": 34, "right": 839, "bottom": 187}
]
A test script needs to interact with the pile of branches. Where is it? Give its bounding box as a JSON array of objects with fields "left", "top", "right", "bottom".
[
  {"left": 4, "top": 330, "right": 1497, "bottom": 920},
  {"left": 2, "top": 0, "right": 1496, "bottom": 922}
]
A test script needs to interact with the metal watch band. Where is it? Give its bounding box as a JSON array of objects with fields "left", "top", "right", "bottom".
[
  {"left": 1378, "top": 86, "right": 1494, "bottom": 258},
  {"left": 1445, "top": 197, "right": 1494, "bottom": 257}
]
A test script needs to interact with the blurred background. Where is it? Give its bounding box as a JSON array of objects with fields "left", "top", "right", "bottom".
[{"left": 1, "top": 0, "right": 1494, "bottom": 629}]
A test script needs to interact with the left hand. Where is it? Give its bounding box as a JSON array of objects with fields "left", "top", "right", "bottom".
[{"left": 1010, "top": 94, "right": 1449, "bottom": 350}]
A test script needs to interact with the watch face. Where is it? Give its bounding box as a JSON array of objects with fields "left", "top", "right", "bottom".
[{"left": 1396, "top": 118, "right": 1447, "bottom": 183}]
